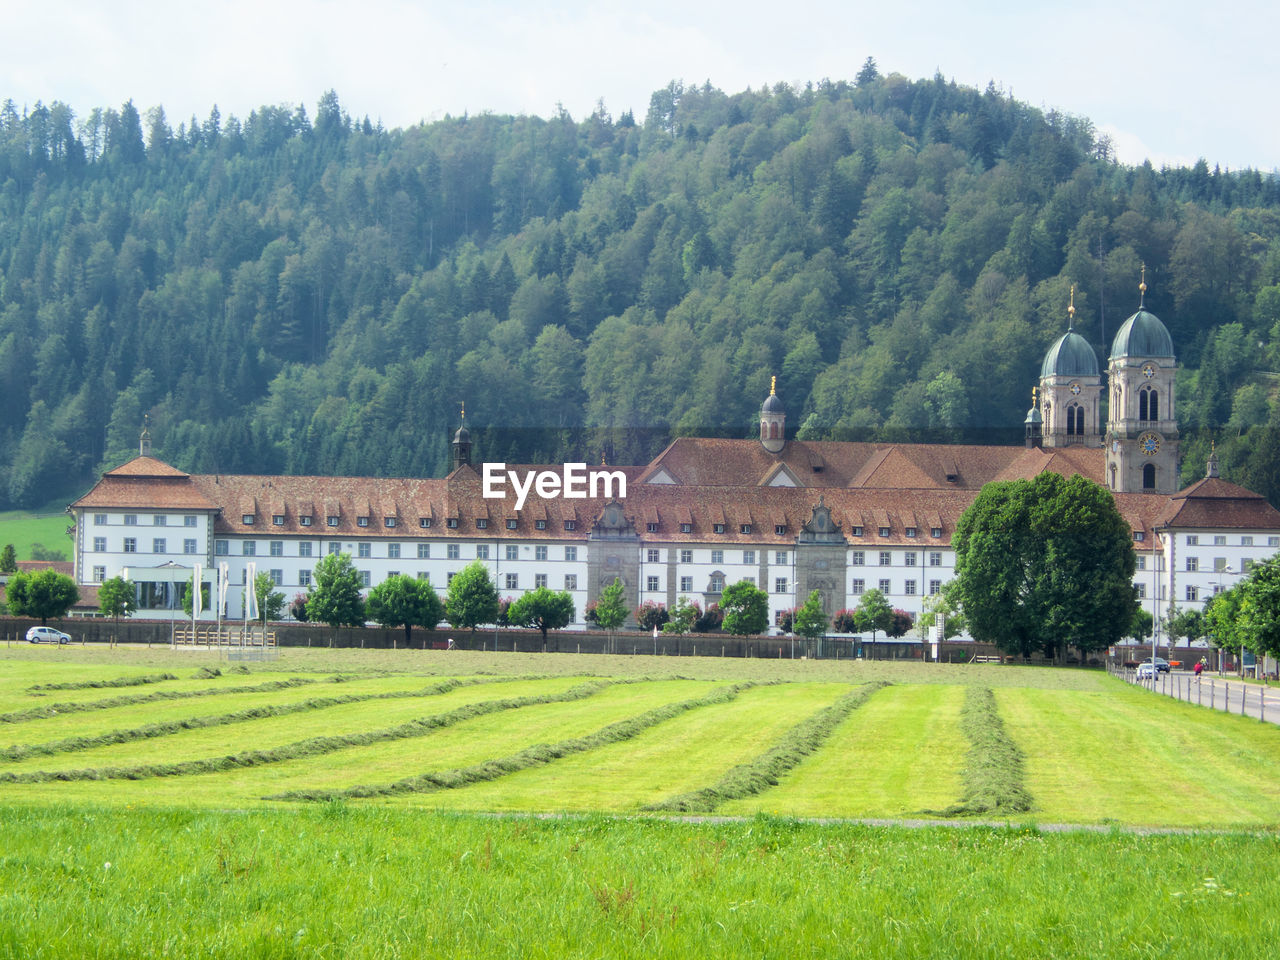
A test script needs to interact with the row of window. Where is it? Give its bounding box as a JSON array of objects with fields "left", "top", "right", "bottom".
[
  {"left": 93, "top": 513, "right": 200, "bottom": 527},
  {"left": 1186, "top": 534, "right": 1278, "bottom": 547},
  {"left": 106, "top": 538, "right": 200, "bottom": 555},
  {"left": 638, "top": 575, "right": 946, "bottom": 597},
  {"left": 213, "top": 541, "right": 582, "bottom": 562},
  {"left": 247, "top": 513, "right": 583, "bottom": 532},
  {"left": 1185, "top": 557, "right": 1257, "bottom": 573}
]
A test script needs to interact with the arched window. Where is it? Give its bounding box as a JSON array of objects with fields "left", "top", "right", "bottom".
[
  {"left": 760, "top": 421, "right": 768, "bottom": 440},
  {"left": 1139, "top": 387, "right": 1158, "bottom": 422},
  {"left": 1109, "top": 463, "right": 1117, "bottom": 490},
  {"left": 1066, "top": 403, "right": 1084, "bottom": 436},
  {"left": 769, "top": 422, "right": 780, "bottom": 440},
  {"left": 1142, "top": 463, "right": 1156, "bottom": 490}
]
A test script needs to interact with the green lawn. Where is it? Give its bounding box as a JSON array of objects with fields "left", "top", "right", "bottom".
[
  {"left": 997, "top": 680, "right": 1280, "bottom": 827},
  {"left": 720, "top": 682, "right": 968, "bottom": 818},
  {"left": 0, "top": 509, "right": 73, "bottom": 562}
]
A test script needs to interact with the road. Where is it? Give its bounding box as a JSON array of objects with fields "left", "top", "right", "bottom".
[{"left": 1114, "top": 665, "right": 1280, "bottom": 725}]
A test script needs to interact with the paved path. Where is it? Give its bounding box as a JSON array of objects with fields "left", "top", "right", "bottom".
[{"left": 1113, "top": 666, "right": 1280, "bottom": 725}]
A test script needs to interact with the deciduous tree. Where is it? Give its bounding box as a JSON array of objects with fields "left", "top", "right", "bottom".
[
  {"left": 98, "top": 575, "right": 135, "bottom": 645},
  {"left": 366, "top": 574, "right": 444, "bottom": 648},
  {"left": 592, "top": 577, "right": 628, "bottom": 652},
  {"left": 793, "top": 590, "right": 828, "bottom": 641},
  {"left": 720, "top": 580, "right": 769, "bottom": 636},
  {"left": 5, "top": 568, "right": 79, "bottom": 625},
  {"left": 445, "top": 561, "right": 499, "bottom": 633},
  {"left": 307, "top": 552, "right": 366, "bottom": 643},
  {"left": 508, "top": 586, "right": 575, "bottom": 646}
]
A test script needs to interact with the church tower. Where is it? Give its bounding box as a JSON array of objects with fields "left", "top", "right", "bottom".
[
  {"left": 1038, "top": 286, "right": 1101, "bottom": 448},
  {"left": 451, "top": 404, "right": 472, "bottom": 470},
  {"left": 759, "top": 376, "right": 786, "bottom": 455},
  {"left": 1105, "top": 270, "right": 1180, "bottom": 493}
]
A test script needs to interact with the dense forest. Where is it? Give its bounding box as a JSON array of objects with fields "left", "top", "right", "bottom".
[{"left": 3, "top": 61, "right": 1280, "bottom": 510}]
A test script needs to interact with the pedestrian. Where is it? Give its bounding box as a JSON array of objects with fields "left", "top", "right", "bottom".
[{"left": 1194, "top": 658, "right": 1204, "bottom": 679}]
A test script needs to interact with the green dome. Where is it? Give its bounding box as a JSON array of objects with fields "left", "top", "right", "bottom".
[
  {"left": 1110, "top": 309, "right": 1174, "bottom": 360},
  {"left": 1040, "top": 330, "right": 1099, "bottom": 379}
]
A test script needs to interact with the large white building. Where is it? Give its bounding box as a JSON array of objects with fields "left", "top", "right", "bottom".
[{"left": 68, "top": 290, "right": 1280, "bottom": 635}]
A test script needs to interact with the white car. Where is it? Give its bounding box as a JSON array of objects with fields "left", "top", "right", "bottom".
[
  {"left": 1136, "top": 662, "right": 1158, "bottom": 679},
  {"left": 26, "top": 626, "right": 71, "bottom": 644}
]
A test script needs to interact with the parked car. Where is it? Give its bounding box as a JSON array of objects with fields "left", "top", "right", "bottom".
[
  {"left": 1138, "top": 656, "right": 1171, "bottom": 673},
  {"left": 25, "top": 626, "right": 71, "bottom": 644},
  {"left": 1136, "top": 662, "right": 1158, "bottom": 679}
]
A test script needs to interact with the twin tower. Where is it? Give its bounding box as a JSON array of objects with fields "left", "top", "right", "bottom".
[{"left": 761, "top": 278, "right": 1180, "bottom": 495}]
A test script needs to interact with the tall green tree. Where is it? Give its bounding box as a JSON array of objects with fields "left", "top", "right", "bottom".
[
  {"left": 5, "top": 568, "right": 79, "bottom": 625},
  {"left": 366, "top": 574, "right": 444, "bottom": 648},
  {"left": 508, "top": 587, "right": 575, "bottom": 646},
  {"left": 853, "top": 589, "right": 893, "bottom": 648},
  {"left": 0, "top": 544, "right": 16, "bottom": 573},
  {"left": 253, "top": 571, "right": 286, "bottom": 625},
  {"left": 1204, "top": 586, "right": 1246, "bottom": 657},
  {"left": 1238, "top": 555, "right": 1280, "bottom": 659},
  {"left": 719, "top": 580, "right": 769, "bottom": 636},
  {"left": 793, "top": 589, "right": 829, "bottom": 641},
  {"left": 593, "top": 577, "right": 628, "bottom": 652},
  {"left": 98, "top": 575, "right": 135, "bottom": 645},
  {"left": 445, "top": 561, "right": 499, "bottom": 633},
  {"left": 663, "top": 596, "right": 699, "bottom": 635},
  {"left": 307, "top": 552, "right": 366, "bottom": 643},
  {"left": 953, "top": 473, "right": 1137, "bottom": 660}
]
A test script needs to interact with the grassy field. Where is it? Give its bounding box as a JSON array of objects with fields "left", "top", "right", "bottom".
[
  {"left": 0, "top": 508, "right": 73, "bottom": 561},
  {"left": 2, "top": 644, "right": 1279, "bottom": 957}
]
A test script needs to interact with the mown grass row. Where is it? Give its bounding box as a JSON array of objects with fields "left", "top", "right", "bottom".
[
  {"left": 0, "top": 680, "right": 614, "bottom": 784},
  {"left": 273, "top": 681, "right": 761, "bottom": 802},
  {"left": 25, "top": 671, "right": 181, "bottom": 691},
  {"left": 0, "top": 676, "right": 520, "bottom": 762},
  {"left": 934, "top": 685, "right": 1033, "bottom": 817},
  {"left": 0, "top": 677, "right": 322, "bottom": 725},
  {"left": 643, "top": 681, "right": 889, "bottom": 813}
]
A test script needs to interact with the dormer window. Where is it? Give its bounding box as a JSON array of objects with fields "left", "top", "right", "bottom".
[
  {"left": 384, "top": 517, "right": 396, "bottom": 528},
  {"left": 536, "top": 520, "right": 547, "bottom": 530},
  {"left": 739, "top": 524, "right": 751, "bottom": 535},
  {"left": 300, "top": 516, "right": 312, "bottom": 527},
  {"left": 446, "top": 518, "right": 459, "bottom": 529},
  {"left": 272, "top": 515, "right": 285, "bottom": 525},
  {"left": 646, "top": 522, "right": 659, "bottom": 533},
  {"left": 851, "top": 526, "right": 864, "bottom": 537},
  {"left": 905, "top": 527, "right": 917, "bottom": 538},
  {"left": 564, "top": 520, "right": 576, "bottom": 531},
  {"left": 476, "top": 518, "right": 488, "bottom": 529},
  {"left": 774, "top": 524, "right": 786, "bottom": 535},
  {"left": 930, "top": 527, "right": 942, "bottom": 538},
  {"left": 507, "top": 519, "right": 518, "bottom": 529},
  {"left": 713, "top": 523, "right": 725, "bottom": 534},
  {"left": 419, "top": 518, "right": 432, "bottom": 529},
  {"left": 242, "top": 514, "right": 255, "bottom": 525},
  {"left": 681, "top": 523, "right": 692, "bottom": 534},
  {"left": 1133, "top": 531, "right": 1145, "bottom": 542},
  {"left": 879, "top": 527, "right": 891, "bottom": 537},
  {"left": 357, "top": 517, "right": 369, "bottom": 527},
  {"left": 326, "top": 516, "right": 339, "bottom": 527}
]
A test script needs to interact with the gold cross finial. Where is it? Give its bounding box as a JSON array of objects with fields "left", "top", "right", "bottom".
[
  {"left": 459, "top": 401, "right": 465, "bottom": 421},
  {"left": 1139, "top": 263, "right": 1147, "bottom": 306},
  {"left": 1032, "top": 386, "right": 1039, "bottom": 406},
  {"left": 1067, "top": 284, "right": 1076, "bottom": 327},
  {"left": 770, "top": 375, "right": 777, "bottom": 396}
]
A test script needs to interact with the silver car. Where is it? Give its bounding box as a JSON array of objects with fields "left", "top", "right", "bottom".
[{"left": 26, "top": 626, "right": 71, "bottom": 644}]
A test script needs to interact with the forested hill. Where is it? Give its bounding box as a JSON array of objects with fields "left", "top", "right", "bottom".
[{"left": 4, "top": 66, "right": 1280, "bottom": 512}]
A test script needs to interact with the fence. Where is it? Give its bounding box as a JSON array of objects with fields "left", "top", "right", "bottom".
[{"left": 1110, "top": 663, "right": 1279, "bottom": 725}]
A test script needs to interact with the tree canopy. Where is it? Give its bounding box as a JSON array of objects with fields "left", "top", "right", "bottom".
[
  {"left": 307, "top": 552, "right": 366, "bottom": 637},
  {"left": 720, "top": 580, "right": 770, "bottom": 636},
  {"left": 507, "top": 586, "right": 575, "bottom": 644},
  {"left": 793, "top": 590, "right": 829, "bottom": 640},
  {"left": 953, "top": 473, "right": 1137, "bottom": 659},
  {"left": 445, "top": 561, "right": 499, "bottom": 632},
  {"left": 5, "top": 568, "right": 79, "bottom": 624},
  {"left": 366, "top": 574, "right": 444, "bottom": 648},
  {"left": 2, "top": 79, "right": 1280, "bottom": 511}
]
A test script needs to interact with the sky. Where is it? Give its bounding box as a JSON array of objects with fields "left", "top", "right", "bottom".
[{"left": 6, "top": 0, "right": 1278, "bottom": 172}]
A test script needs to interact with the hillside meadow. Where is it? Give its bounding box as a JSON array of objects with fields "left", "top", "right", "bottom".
[{"left": 1, "top": 644, "right": 1278, "bottom": 957}]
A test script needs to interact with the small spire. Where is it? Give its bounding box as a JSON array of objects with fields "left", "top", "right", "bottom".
[
  {"left": 1207, "top": 441, "right": 1219, "bottom": 479},
  {"left": 459, "top": 400, "right": 466, "bottom": 422},
  {"left": 600, "top": 450, "right": 607, "bottom": 466},
  {"left": 1032, "top": 386, "right": 1039, "bottom": 406},
  {"left": 1067, "top": 285, "right": 1076, "bottom": 330},
  {"left": 140, "top": 414, "right": 152, "bottom": 457},
  {"left": 1139, "top": 263, "right": 1147, "bottom": 308},
  {"left": 770, "top": 375, "right": 777, "bottom": 396}
]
